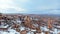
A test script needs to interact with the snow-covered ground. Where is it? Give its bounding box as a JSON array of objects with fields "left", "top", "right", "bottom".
[
  {"left": 40, "top": 26, "right": 60, "bottom": 34},
  {"left": 0, "top": 26, "right": 60, "bottom": 34},
  {"left": 0, "top": 19, "right": 60, "bottom": 34},
  {"left": 0, "top": 29, "right": 20, "bottom": 34},
  {"left": 0, "top": 25, "right": 9, "bottom": 28}
]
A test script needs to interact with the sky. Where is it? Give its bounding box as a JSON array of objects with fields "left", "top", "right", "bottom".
[{"left": 0, "top": 0, "right": 60, "bottom": 14}]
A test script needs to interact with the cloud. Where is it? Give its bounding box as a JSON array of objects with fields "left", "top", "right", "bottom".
[
  {"left": 0, "top": 0, "right": 27, "bottom": 13},
  {"left": 48, "top": 10, "right": 60, "bottom": 14},
  {"left": 37, "top": 6, "right": 58, "bottom": 11},
  {"left": 0, "top": 0, "right": 13, "bottom": 4},
  {"left": 19, "top": 0, "right": 29, "bottom": 3}
]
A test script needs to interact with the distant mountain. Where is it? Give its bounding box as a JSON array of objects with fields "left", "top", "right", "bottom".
[{"left": 1, "top": 12, "right": 60, "bottom": 17}]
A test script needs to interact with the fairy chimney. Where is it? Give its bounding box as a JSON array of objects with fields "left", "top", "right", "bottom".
[
  {"left": 20, "top": 30, "right": 27, "bottom": 34},
  {"left": 47, "top": 18, "right": 52, "bottom": 30}
]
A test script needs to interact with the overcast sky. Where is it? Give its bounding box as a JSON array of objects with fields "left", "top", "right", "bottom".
[{"left": 0, "top": 0, "right": 60, "bottom": 14}]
